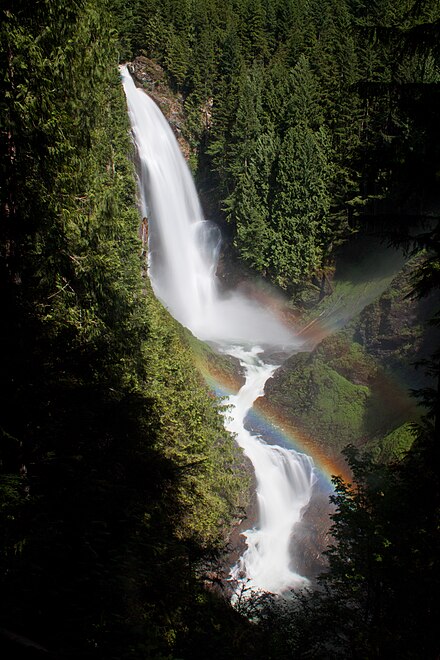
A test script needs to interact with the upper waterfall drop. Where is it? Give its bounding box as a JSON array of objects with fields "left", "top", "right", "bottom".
[{"left": 120, "top": 65, "right": 296, "bottom": 347}]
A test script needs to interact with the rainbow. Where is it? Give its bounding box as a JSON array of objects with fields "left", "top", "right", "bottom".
[
  {"left": 190, "top": 279, "right": 355, "bottom": 487},
  {"left": 195, "top": 351, "right": 352, "bottom": 488},
  {"left": 194, "top": 291, "right": 417, "bottom": 488}
]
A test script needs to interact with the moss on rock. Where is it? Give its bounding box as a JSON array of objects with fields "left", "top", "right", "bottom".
[
  {"left": 366, "top": 422, "right": 417, "bottom": 463},
  {"left": 264, "top": 255, "right": 436, "bottom": 465}
]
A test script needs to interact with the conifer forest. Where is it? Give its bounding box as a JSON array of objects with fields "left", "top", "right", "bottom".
[{"left": 1, "top": 1, "right": 439, "bottom": 658}]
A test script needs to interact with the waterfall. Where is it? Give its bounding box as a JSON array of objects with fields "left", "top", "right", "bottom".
[
  {"left": 223, "top": 346, "right": 315, "bottom": 594},
  {"left": 121, "top": 65, "right": 316, "bottom": 594}
]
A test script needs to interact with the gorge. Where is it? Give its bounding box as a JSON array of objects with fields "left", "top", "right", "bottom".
[
  {"left": 121, "top": 65, "right": 319, "bottom": 594},
  {"left": 1, "top": 2, "right": 438, "bottom": 656}
]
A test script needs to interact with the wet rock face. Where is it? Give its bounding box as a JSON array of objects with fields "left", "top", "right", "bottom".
[
  {"left": 227, "top": 455, "right": 334, "bottom": 590},
  {"left": 129, "top": 56, "right": 165, "bottom": 89},
  {"left": 292, "top": 488, "right": 333, "bottom": 582},
  {"left": 352, "top": 258, "right": 439, "bottom": 387},
  {"left": 225, "top": 476, "right": 332, "bottom": 588}
]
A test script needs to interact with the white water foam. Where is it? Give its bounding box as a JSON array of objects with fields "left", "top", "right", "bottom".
[
  {"left": 121, "top": 65, "right": 316, "bottom": 594},
  {"left": 223, "top": 346, "right": 316, "bottom": 594}
]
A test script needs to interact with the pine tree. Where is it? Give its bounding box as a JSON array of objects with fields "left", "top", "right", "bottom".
[
  {"left": 220, "top": 64, "right": 278, "bottom": 274},
  {"left": 270, "top": 123, "right": 333, "bottom": 290}
]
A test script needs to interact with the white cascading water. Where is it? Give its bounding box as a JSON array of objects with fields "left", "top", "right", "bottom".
[
  {"left": 224, "top": 346, "right": 315, "bottom": 593},
  {"left": 121, "top": 65, "right": 316, "bottom": 594}
]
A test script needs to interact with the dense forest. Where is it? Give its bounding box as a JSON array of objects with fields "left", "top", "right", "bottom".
[
  {"left": 112, "top": 0, "right": 440, "bottom": 298},
  {"left": 1, "top": 0, "right": 439, "bottom": 658}
]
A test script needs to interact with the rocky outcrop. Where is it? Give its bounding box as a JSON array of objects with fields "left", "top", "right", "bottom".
[
  {"left": 351, "top": 256, "right": 438, "bottom": 389},
  {"left": 264, "top": 255, "right": 438, "bottom": 465},
  {"left": 128, "top": 56, "right": 192, "bottom": 161}
]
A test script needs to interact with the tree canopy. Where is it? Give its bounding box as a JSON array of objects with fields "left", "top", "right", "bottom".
[
  {"left": 0, "top": 2, "right": 250, "bottom": 656},
  {"left": 112, "top": 0, "right": 440, "bottom": 296}
]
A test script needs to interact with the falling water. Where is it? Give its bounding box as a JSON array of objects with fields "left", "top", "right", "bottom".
[
  {"left": 121, "top": 65, "right": 316, "bottom": 594},
  {"left": 224, "top": 346, "right": 315, "bottom": 594}
]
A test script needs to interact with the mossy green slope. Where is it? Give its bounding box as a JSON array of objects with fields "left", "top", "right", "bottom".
[{"left": 265, "top": 258, "right": 435, "bottom": 463}]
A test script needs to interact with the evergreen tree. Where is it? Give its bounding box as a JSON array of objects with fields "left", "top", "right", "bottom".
[
  {"left": 271, "top": 123, "right": 333, "bottom": 290},
  {"left": 1, "top": 2, "right": 249, "bottom": 656},
  {"left": 227, "top": 129, "right": 278, "bottom": 273}
]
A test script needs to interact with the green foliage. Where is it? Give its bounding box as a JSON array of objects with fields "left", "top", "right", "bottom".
[
  {"left": 271, "top": 124, "right": 333, "bottom": 290},
  {"left": 142, "top": 285, "right": 249, "bottom": 546},
  {"left": 367, "top": 421, "right": 416, "bottom": 461},
  {"left": 266, "top": 350, "right": 371, "bottom": 456},
  {"left": 0, "top": 2, "right": 249, "bottom": 656},
  {"left": 265, "top": 325, "right": 421, "bottom": 464},
  {"left": 2, "top": 1, "right": 439, "bottom": 657},
  {"left": 110, "top": 0, "right": 440, "bottom": 298}
]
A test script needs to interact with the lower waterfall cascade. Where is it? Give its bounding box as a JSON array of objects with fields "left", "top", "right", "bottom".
[{"left": 121, "top": 65, "right": 317, "bottom": 595}]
